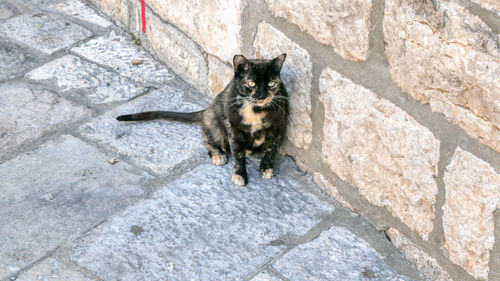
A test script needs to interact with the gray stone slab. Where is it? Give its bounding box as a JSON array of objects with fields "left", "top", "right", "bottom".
[
  {"left": 251, "top": 272, "right": 282, "bottom": 281},
  {"left": 26, "top": 55, "right": 146, "bottom": 104},
  {"left": 70, "top": 159, "right": 333, "bottom": 281},
  {"left": 48, "top": 0, "right": 112, "bottom": 27},
  {"left": 71, "top": 32, "right": 174, "bottom": 84},
  {"left": 0, "top": 2, "right": 16, "bottom": 20},
  {"left": 273, "top": 226, "right": 412, "bottom": 281},
  {"left": 80, "top": 85, "right": 206, "bottom": 174},
  {"left": 16, "top": 258, "right": 93, "bottom": 281},
  {"left": 0, "top": 42, "right": 38, "bottom": 81},
  {"left": 0, "top": 13, "right": 92, "bottom": 54},
  {"left": 0, "top": 135, "right": 150, "bottom": 278},
  {"left": 0, "top": 84, "right": 88, "bottom": 153}
]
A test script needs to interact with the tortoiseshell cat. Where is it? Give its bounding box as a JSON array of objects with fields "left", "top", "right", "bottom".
[{"left": 117, "top": 54, "right": 288, "bottom": 186}]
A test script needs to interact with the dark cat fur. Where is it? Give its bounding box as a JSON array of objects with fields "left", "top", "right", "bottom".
[{"left": 116, "top": 54, "right": 288, "bottom": 186}]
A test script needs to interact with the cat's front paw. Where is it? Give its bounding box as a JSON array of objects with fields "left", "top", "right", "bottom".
[
  {"left": 261, "top": 168, "right": 274, "bottom": 179},
  {"left": 231, "top": 174, "right": 247, "bottom": 186},
  {"left": 211, "top": 154, "right": 227, "bottom": 166}
]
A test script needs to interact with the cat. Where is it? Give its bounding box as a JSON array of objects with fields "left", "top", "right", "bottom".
[{"left": 116, "top": 54, "right": 288, "bottom": 186}]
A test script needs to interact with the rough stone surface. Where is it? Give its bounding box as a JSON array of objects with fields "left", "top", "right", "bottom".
[
  {"left": 386, "top": 228, "right": 452, "bottom": 281},
  {"left": 274, "top": 226, "right": 410, "bottom": 281},
  {"left": 0, "top": 13, "right": 92, "bottom": 54},
  {"left": 26, "top": 55, "right": 146, "bottom": 104},
  {"left": 442, "top": 148, "right": 500, "bottom": 280},
  {"left": 145, "top": 10, "right": 209, "bottom": 94},
  {"left": 208, "top": 55, "right": 233, "bottom": 97},
  {"left": 16, "top": 258, "right": 93, "bottom": 281},
  {"left": 70, "top": 160, "right": 333, "bottom": 281},
  {"left": 0, "top": 136, "right": 149, "bottom": 278},
  {"left": 0, "top": 2, "right": 16, "bottom": 20},
  {"left": 0, "top": 84, "right": 88, "bottom": 153},
  {"left": 264, "top": 0, "right": 372, "bottom": 61},
  {"left": 145, "top": 0, "right": 243, "bottom": 63},
  {"left": 384, "top": 0, "right": 500, "bottom": 152},
  {"left": 254, "top": 22, "right": 313, "bottom": 150},
  {"left": 80, "top": 85, "right": 207, "bottom": 174},
  {"left": 71, "top": 32, "right": 174, "bottom": 85},
  {"left": 87, "top": 0, "right": 128, "bottom": 25},
  {"left": 0, "top": 42, "right": 37, "bottom": 81},
  {"left": 319, "top": 68, "right": 440, "bottom": 240},
  {"left": 311, "top": 171, "right": 353, "bottom": 211},
  {"left": 471, "top": 0, "right": 500, "bottom": 16},
  {"left": 251, "top": 272, "right": 281, "bottom": 281},
  {"left": 49, "top": 0, "right": 112, "bottom": 27}
]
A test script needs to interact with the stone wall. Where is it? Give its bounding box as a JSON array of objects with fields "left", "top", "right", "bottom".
[{"left": 87, "top": 0, "right": 500, "bottom": 280}]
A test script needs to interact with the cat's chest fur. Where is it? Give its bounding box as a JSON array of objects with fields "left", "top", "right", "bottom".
[{"left": 239, "top": 104, "right": 269, "bottom": 135}]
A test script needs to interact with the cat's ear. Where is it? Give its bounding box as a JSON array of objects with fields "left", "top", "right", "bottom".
[
  {"left": 272, "top": 53, "right": 286, "bottom": 71},
  {"left": 233, "top": 55, "right": 250, "bottom": 73}
]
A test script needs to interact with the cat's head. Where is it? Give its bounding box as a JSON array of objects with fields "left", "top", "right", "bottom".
[{"left": 232, "top": 54, "right": 286, "bottom": 107}]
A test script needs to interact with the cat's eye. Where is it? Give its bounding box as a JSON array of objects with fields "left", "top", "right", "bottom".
[
  {"left": 247, "top": 81, "right": 256, "bottom": 87},
  {"left": 268, "top": 81, "right": 277, "bottom": 88}
]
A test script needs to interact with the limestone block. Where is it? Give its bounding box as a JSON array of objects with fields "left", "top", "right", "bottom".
[
  {"left": 0, "top": 13, "right": 92, "bottom": 54},
  {"left": 70, "top": 160, "right": 332, "bottom": 280},
  {"left": 384, "top": 0, "right": 500, "bottom": 152},
  {"left": 319, "top": 68, "right": 440, "bottom": 239},
  {"left": 0, "top": 84, "right": 88, "bottom": 153},
  {"left": 49, "top": 0, "right": 112, "bottom": 27},
  {"left": 471, "top": 0, "right": 500, "bottom": 16},
  {"left": 145, "top": 0, "right": 243, "bottom": 63},
  {"left": 145, "top": 10, "right": 209, "bottom": 94},
  {"left": 87, "top": 0, "right": 128, "bottom": 25},
  {"left": 274, "top": 226, "right": 410, "bottom": 280},
  {"left": 264, "top": 0, "right": 372, "bottom": 61},
  {"left": 17, "top": 258, "right": 93, "bottom": 281},
  {"left": 386, "top": 228, "right": 452, "bottom": 281},
  {"left": 443, "top": 148, "right": 500, "bottom": 280},
  {"left": 208, "top": 55, "right": 233, "bottom": 97},
  {"left": 254, "top": 22, "right": 313, "bottom": 149}
]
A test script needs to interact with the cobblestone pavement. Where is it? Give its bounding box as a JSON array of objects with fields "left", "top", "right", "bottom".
[{"left": 0, "top": 1, "right": 427, "bottom": 280}]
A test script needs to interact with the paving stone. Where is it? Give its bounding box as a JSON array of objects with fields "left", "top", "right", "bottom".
[
  {"left": 0, "top": 13, "right": 92, "bottom": 54},
  {"left": 274, "top": 226, "right": 411, "bottom": 281},
  {"left": 71, "top": 32, "right": 174, "bottom": 84},
  {"left": 0, "top": 42, "right": 38, "bottom": 81},
  {"left": 0, "top": 84, "right": 88, "bottom": 154},
  {"left": 70, "top": 159, "right": 333, "bottom": 281},
  {"left": 251, "top": 272, "right": 282, "bottom": 281},
  {"left": 16, "top": 258, "right": 93, "bottom": 281},
  {"left": 49, "top": 0, "right": 112, "bottom": 27},
  {"left": 0, "top": 135, "right": 150, "bottom": 279},
  {"left": 0, "top": 2, "right": 16, "bottom": 20},
  {"left": 26, "top": 55, "right": 146, "bottom": 104},
  {"left": 80, "top": 85, "right": 207, "bottom": 174}
]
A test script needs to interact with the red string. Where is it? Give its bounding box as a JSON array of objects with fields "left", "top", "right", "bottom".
[{"left": 141, "top": 0, "right": 146, "bottom": 33}]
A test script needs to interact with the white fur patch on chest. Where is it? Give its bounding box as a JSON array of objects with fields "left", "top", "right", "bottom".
[{"left": 240, "top": 103, "right": 267, "bottom": 134}]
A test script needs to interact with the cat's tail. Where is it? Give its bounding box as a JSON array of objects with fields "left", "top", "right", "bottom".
[{"left": 116, "top": 110, "right": 205, "bottom": 123}]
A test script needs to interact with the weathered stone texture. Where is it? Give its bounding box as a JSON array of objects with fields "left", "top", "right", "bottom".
[
  {"left": 145, "top": 10, "right": 209, "bottom": 94},
  {"left": 274, "top": 226, "right": 410, "bottom": 280},
  {"left": 0, "top": 13, "right": 92, "bottom": 54},
  {"left": 250, "top": 272, "right": 281, "bottom": 281},
  {"left": 385, "top": 228, "right": 452, "bottom": 281},
  {"left": 16, "top": 258, "right": 93, "bottom": 281},
  {"left": 319, "top": 68, "right": 440, "bottom": 240},
  {"left": 311, "top": 172, "right": 353, "bottom": 211},
  {"left": 49, "top": 0, "right": 112, "bottom": 27},
  {"left": 26, "top": 55, "right": 146, "bottom": 104},
  {"left": 0, "top": 84, "right": 88, "bottom": 153},
  {"left": 384, "top": 0, "right": 500, "bottom": 152},
  {"left": 442, "top": 148, "right": 500, "bottom": 280},
  {"left": 0, "top": 42, "right": 37, "bottom": 81},
  {"left": 264, "top": 0, "right": 372, "bottom": 61},
  {"left": 254, "top": 22, "right": 313, "bottom": 149},
  {"left": 0, "top": 136, "right": 149, "bottom": 278},
  {"left": 71, "top": 32, "right": 174, "bottom": 85},
  {"left": 88, "top": 0, "right": 128, "bottom": 25},
  {"left": 70, "top": 160, "right": 332, "bottom": 280},
  {"left": 471, "top": 0, "right": 500, "bottom": 16},
  {"left": 80, "top": 85, "right": 206, "bottom": 174},
  {"left": 208, "top": 55, "right": 233, "bottom": 97},
  {"left": 145, "top": 0, "right": 243, "bottom": 63}
]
